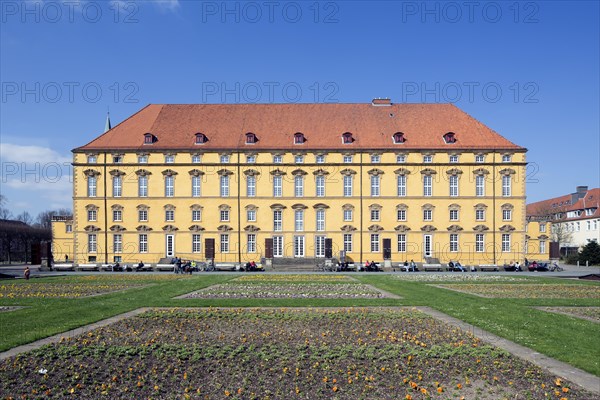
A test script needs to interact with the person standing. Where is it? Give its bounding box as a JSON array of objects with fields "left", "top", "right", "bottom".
[{"left": 24, "top": 267, "right": 30, "bottom": 280}]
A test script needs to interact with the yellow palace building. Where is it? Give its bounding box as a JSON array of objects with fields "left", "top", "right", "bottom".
[{"left": 52, "top": 99, "right": 529, "bottom": 267}]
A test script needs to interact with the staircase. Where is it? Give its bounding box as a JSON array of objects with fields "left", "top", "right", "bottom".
[
  {"left": 271, "top": 257, "right": 321, "bottom": 272},
  {"left": 425, "top": 257, "right": 440, "bottom": 264}
]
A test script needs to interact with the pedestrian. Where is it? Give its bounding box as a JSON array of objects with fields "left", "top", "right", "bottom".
[
  {"left": 65, "top": 254, "right": 68, "bottom": 262},
  {"left": 24, "top": 266, "right": 30, "bottom": 280}
]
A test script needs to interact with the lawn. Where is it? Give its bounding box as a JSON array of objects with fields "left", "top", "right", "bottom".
[{"left": 0, "top": 272, "right": 599, "bottom": 398}]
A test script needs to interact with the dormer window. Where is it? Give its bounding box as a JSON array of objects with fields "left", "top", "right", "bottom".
[
  {"left": 423, "top": 155, "right": 433, "bottom": 163},
  {"left": 449, "top": 155, "right": 459, "bottom": 163},
  {"left": 294, "top": 132, "right": 305, "bottom": 144},
  {"left": 113, "top": 155, "right": 123, "bottom": 163},
  {"left": 342, "top": 132, "right": 353, "bottom": 144},
  {"left": 245, "top": 132, "right": 257, "bottom": 144},
  {"left": 502, "top": 154, "right": 512, "bottom": 162},
  {"left": 246, "top": 155, "right": 256, "bottom": 164},
  {"left": 143, "top": 133, "right": 155, "bottom": 145},
  {"left": 443, "top": 132, "right": 457, "bottom": 144},
  {"left": 195, "top": 133, "right": 207, "bottom": 145},
  {"left": 393, "top": 132, "right": 406, "bottom": 144},
  {"left": 165, "top": 154, "right": 175, "bottom": 164},
  {"left": 475, "top": 154, "right": 485, "bottom": 163}
]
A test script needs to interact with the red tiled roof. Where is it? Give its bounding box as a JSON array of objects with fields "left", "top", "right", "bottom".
[
  {"left": 76, "top": 103, "right": 525, "bottom": 152},
  {"left": 527, "top": 188, "right": 600, "bottom": 220}
]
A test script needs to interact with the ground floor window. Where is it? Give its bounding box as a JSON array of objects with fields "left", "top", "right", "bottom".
[
  {"left": 449, "top": 233, "right": 458, "bottom": 252},
  {"left": 343, "top": 234, "right": 352, "bottom": 252},
  {"left": 370, "top": 234, "right": 380, "bottom": 253},
  {"left": 139, "top": 234, "right": 148, "bottom": 253},
  {"left": 315, "top": 236, "right": 326, "bottom": 258},
  {"left": 294, "top": 235, "right": 305, "bottom": 257},
  {"left": 192, "top": 234, "right": 201, "bottom": 253},
  {"left": 273, "top": 236, "right": 283, "bottom": 257},
  {"left": 247, "top": 234, "right": 256, "bottom": 253},
  {"left": 220, "top": 234, "right": 229, "bottom": 253},
  {"left": 397, "top": 234, "right": 406, "bottom": 252}
]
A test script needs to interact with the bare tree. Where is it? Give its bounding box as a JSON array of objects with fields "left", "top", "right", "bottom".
[
  {"left": 529, "top": 203, "right": 573, "bottom": 249},
  {"left": 35, "top": 208, "right": 72, "bottom": 230},
  {"left": 0, "top": 195, "right": 12, "bottom": 220},
  {"left": 16, "top": 211, "right": 34, "bottom": 226}
]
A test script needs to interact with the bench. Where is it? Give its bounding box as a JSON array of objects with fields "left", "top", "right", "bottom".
[
  {"left": 423, "top": 263, "right": 443, "bottom": 271},
  {"left": 478, "top": 264, "right": 499, "bottom": 272},
  {"left": 155, "top": 264, "right": 175, "bottom": 271},
  {"left": 52, "top": 263, "right": 75, "bottom": 271},
  {"left": 76, "top": 263, "right": 99, "bottom": 271},
  {"left": 215, "top": 263, "right": 239, "bottom": 271}
]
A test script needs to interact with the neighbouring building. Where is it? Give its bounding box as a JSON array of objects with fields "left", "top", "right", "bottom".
[
  {"left": 527, "top": 186, "right": 600, "bottom": 257},
  {"left": 51, "top": 100, "right": 528, "bottom": 267}
]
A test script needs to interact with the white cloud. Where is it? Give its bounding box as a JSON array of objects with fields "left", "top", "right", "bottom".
[{"left": 0, "top": 143, "right": 71, "bottom": 165}]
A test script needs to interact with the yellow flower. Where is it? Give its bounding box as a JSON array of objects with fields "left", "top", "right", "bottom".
[{"left": 437, "top": 386, "right": 443, "bottom": 393}]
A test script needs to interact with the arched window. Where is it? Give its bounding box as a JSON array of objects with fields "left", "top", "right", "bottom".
[
  {"left": 342, "top": 132, "right": 353, "bottom": 144},
  {"left": 245, "top": 132, "right": 257, "bottom": 144},
  {"left": 143, "top": 133, "right": 155, "bottom": 144},
  {"left": 195, "top": 132, "right": 207, "bottom": 144},
  {"left": 393, "top": 132, "right": 405, "bottom": 144},
  {"left": 443, "top": 132, "right": 457, "bottom": 144},
  {"left": 294, "top": 132, "right": 305, "bottom": 144}
]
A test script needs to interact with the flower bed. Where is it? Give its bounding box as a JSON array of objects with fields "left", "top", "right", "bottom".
[
  {"left": 537, "top": 307, "right": 600, "bottom": 323},
  {"left": 0, "top": 283, "right": 146, "bottom": 299},
  {"left": 0, "top": 307, "right": 595, "bottom": 399},
  {"left": 392, "top": 274, "right": 526, "bottom": 283},
  {"left": 233, "top": 274, "right": 354, "bottom": 283},
  {"left": 436, "top": 284, "right": 600, "bottom": 299},
  {"left": 180, "top": 283, "right": 387, "bottom": 299}
]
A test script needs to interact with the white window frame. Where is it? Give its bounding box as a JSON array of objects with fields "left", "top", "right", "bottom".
[
  {"left": 294, "top": 175, "right": 304, "bottom": 197},
  {"left": 540, "top": 240, "right": 546, "bottom": 254},
  {"left": 343, "top": 175, "right": 353, "bottom": 197},
  {"left": 246, "top": 155, "right": 256, "bottom": 164},
  {"left": 450, "top": 209, "right": 459, "bottom": 221},
  {"left": 450, "top": 233, "right": 458, "bottom": 252},
  {"left": 343, "top": 155, "right": 353, "bottom": 163},
  {"left": 273, "top": 235, "right": 283, "bottom": 257},
  {"left": 475, "top": 154, "right": 485, "bottom": 163},
  {"left": 397, "top": 175, "right": 407, "bottom": 197},
  {"left": 502, "top": 154, "right": 512, "bottom": 162},
  {"left": 165, "top": 176, "right": 174, "bottom": 197},
  {"left": 165, "top": 210, "right": 175, "bottom": 222},
  {"left": 316, "top": 175, "right": 325, "bottom": 197},
  {"left": 273, "top": 154, "right": 283, "bottom": 163},
  {"left": 273, "top": 175, "right": 283, "bottom": 197},
  {"left": 476, "top": 175, "right": 485, "bottom": 197},
  {"left": 396, "top": 154, "right": 406, "bottom": 163},
  {"left": 370, "top": 175, "right": 380, "bottom": 197},
  {"left": 370, "top": 209, "right": 380, "bottom": 221},
  {"left": 449, "top": 175, "right": 459, "bottom": 197},
  {"left": 247, "top": 209, "right": 256, "bottom": 222},
  {"left": 343, "top": 209, "right": 353, "bottom": 222},
  {"left": 315, "top": 154, "right": 325, "bottom": 163},
  {"left": 88, "top": 210, "right": 97, "bottom": 222},
  {"left": 476, "top": 209, "right": 485, "bottom": 221},
  {"left": 343, "top": 234, "right": 353, "bottom": 252},
  {"left": 370, "top": 234, "right": 380, "bottom": 252},
  {"left": 295, "top": 210, "right": 304, "bottom": 232},
  {"left": 397, "top": 209, "right": 406, "bottom": 221},
  {"left": 503, "top": 209, "right": 512, "bottom": 221},
  {"left": 316, "top": 209, "right": 325, "bottom": 232},
  {"left": 502, "top": 175, "right": 511, "bottom": 197},
  {"left": 449, "top": 155, "right": 459, "bottom": 163},
  {"left": 294, "top": 155, "right": 304, "bottom": 164},
  {"left": 220, "top": 210, "right": 230, "bottom": 222},
  {"left": 192, "top": 176, "right": 201, "bottom": 197},
  {"left": 192, "top": 234, "right": 201, "bottom": 253},
  {"left": 475, "top": 234, "right": 484, "bottom": 252},
  {"left": 247, "top": 234, "right": 256, "bottom": 253},
  {"left": 113, "top": 176, "right": 122, "bottom": 197},
  {"left": 315, "top": 236, "right": 326, "bottom": 258},
  {"left": 293, "top": 235, "right": 305, "bottom": 257},
  {"left": 87, "top": 176, "right": 97, "bottom": 197},
  {"left": 87, "top": 155, "right": 97, "bottom": 163},
  {"left": 423, "top": 155, "right": 433, "bottom": 163},
  {"left": 220, "top": 175, "right": 230, "bottom": 197},
  {"left": 139, "top": 234, "right": 148, "bottom": 253},
  {"left": 192, "top": 209, "right": 202, "bottom": 222},
  {"left": 220, "top": 155, "right": 230, "bottom": 163},
  {"left": 502, "top": 234, "right": 511, "bottom": 252},
  {"left": 423, "top": 209, "right": 432, "bottom": 221},
  {"left": 112, "top": 210, "right": 122, "bottom": 222},
  {"left": 220, "top": 234, "right": 229, "bottom": 253},
  {"left": 370, "top": 154, "right": 380, "bottom": 163},
  {"left": 138, "top": 210, "right": 148, "bottom": 222},
  {"left": 247, "top": 175, "right": 256, "bottom": 197},
  {"left": 138, "top": 155, "right": 148, "bottom": 163},
  {"left": 191, "top": 154, "right": 201, "bottom": 163},
  {"left": 165, "top": 154, "right": 175, "bottom": 164},
  {"left": 423, "top": 175, "right": 433, "bottom": 197},
  {"left": 273, "top": 210, "right": 282, "bottom": 232},
  {"left": 88, "top": 234, "right": 97, "bottom": 253},
  {"left": 138, "top": 176, "right": 148, "bottom": 197},
  {"left": 397, "top": 234, "right": 406, "bottom": 252},
  {"left": 113, "top": 234, "right": 122, "bottom": 253}
]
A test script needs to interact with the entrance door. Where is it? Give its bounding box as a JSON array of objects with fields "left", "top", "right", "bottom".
[
  {"left": 166, "top": 234, "right": 175, "bottom": 258},
  {"left": 294, "top": 236, "right": 305, "bottom": 258},
  {"left": 423, "top": 235, "right": 432, "bottom": 258}
]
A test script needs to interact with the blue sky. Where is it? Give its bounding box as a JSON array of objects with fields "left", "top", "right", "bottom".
[{"left": 1, "top": 0, "right": 599, "bottom": 217}]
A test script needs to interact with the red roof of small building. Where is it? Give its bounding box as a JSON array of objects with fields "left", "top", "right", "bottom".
[
  {"left": 76, "top": 103, "right": 524, "bottom": 152},
  {"left": 527, "top": 188, "right": 600, "bottom": 221}
]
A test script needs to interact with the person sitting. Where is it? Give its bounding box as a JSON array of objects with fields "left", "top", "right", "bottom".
[
  {"left": 448, "top": 261, "right": 455, "bottom": 271},
  {"left": 454, "top": 261, "right": 465, "bottom": 272},
  {"left": 249, "top": 261, "right": 257, "bottom": 271},
  {"left": 410, "top": 259, "right": 417, "bottom": 272},
  {"left": 136, "top": 261, "right": 144, "bottom": 272},
  {"left": 112, "top": 262, "right": 121, "bottom": 272},
  {"left": 515, "top": 261, "right": 522, "bottom": 271}
]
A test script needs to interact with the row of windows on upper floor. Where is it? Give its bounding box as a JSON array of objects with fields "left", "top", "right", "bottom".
[
  {"left": 142, "top": 131, "right": 460, "bottom": 146},
  {"left": 87, "top": 174, "right": 514, "bottom": 198},
  {"left": 84, "top": 205, "right": 514, "bottom": 226},
  {"left": 86, "top": 153, "right": 514, "bottom": 165}
]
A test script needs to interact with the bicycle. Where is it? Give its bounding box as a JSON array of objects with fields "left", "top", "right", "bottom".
[{"left": 549, "top": 262, "right": 564, "bottom": 272}]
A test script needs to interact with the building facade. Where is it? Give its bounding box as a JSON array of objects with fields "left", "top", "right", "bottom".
[
  {"left": 52, "top": 100, "right": 528, "bottom": 266},
  {"left": 527, "top": 186, "right": 600, "bottom": 256}
]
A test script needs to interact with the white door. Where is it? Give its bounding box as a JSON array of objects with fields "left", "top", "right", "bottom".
[
  {"left": 273, "top": 236, "right": 283, "bottom": 257},
  {"left": 166, "top": 234, "right": 175, "bottom": 257},
  {"left": 315, "top": 236, "right": 326, "bottom": 258},
  {"left": 423, "top": 235, "right": 432, "bottom": 258},
  {"left": 294, "top": 235, "right": 305, "bottom": 258}
]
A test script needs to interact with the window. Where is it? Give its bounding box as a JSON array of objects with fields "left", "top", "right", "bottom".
[
  {"left": 397, "top": 175, "right": 407, "bottom": 197},
  {"left": 370, "top": 209, "right": 380, "bottom": 221},
  {"left": 294, "top": 133, "right": 305, "bottom": 144},
  {"left": 294, "top": 155, "right": 304, "bottom": 164},
  {"left": 316, "top": 175, "right": 325, "bottom": 197},
  {"left": 273, "top": 210, "right": 282, "bottom": 231},
  {"left": 397, "top": 234, "right": 406, "bottom": 252},
  {"left": 475, "top": 154, "right": 485, "bottom": 163},
  {"left": 502, "top": 234, "right": 511, "bottom": 252},
  {"left": 343, "top": 234, "right": 353, "bottom": 252},
  {"left": 273, "top": 175, "right": 282, "bottom": 197},
  {"left": 87, "top": 210, "right": 97, "bottom": 222},
  {"left": 449, "top": 155, "right": 459, "bottom": 163},
  {"left": 138, "top": 210, "right": 148, "bottom": 222},
  {"left": 144, "top": 133, "right": 153, "bottom": 144},
  {"left": 220, "top": 155, "right": 230, "bottom": 163},
  {"left": 587, "top": 220, "right": 591, "bottom": 231},
  {"left": 294, "top": 235, "right": 305, "bottom": 257},
  {"left": 476, "top": 209, "right": 485, "bottom": 221},
  {"left": 476, "top": 175, "right": 485, "bottom": 197},
  {"left": 273, "top": 236, "right": 283, "bottom": 257},
  {"left": 503, "top": 209, "right": 512, "bottom": 221},
  {"left": 540, "top": 240, "right": 546, "bottom": 254},
  {"left": 113, "top": 234, "right": 122, "bottom": 253},
  {"left": 138, "top": 154, "right": 148, "bottom": 163},
  {"left": 246, "top": 155, "right": 256, "bottom": 163},
  {"left": 66, "top": 224, "right": 72, "bottom": 233},
  {"left": 315, "top": 155, "right": 325, "bottom": 163},
  {"left": 343, "top": 175, "right": 353, "bottom": 197},
  {"left": 423, "top": 209, "right": 432, "bottom": 221},
  {"left": 165, "top": 176, "right": 174, "bottom": 197},
  {"left": 443, "top": 132, "right": 456, "bottom": 144},
  {"left": 195, "top": 133, "right": 206, "bottom": 145},
  {"left": 423, "top": 155, "right": 433, "bottom": 163},
  {"left": 475, "top": 234, "right": 484, "bottom": 252},
  {"left": 450, "top": 209, "right": 459, "bottom": 221},
  {"left": 165, "top": 210, "right": 174, "bottom": 221},
  {"left": 450, "top": 234, "right": 459, "bottom": 252},
  {"left": 247, "top": 234, "right": 256, "bottom": 253},
  {"left": 343, "top": 155, "right": 353, "bottom": 163},
  {"left": 370, "top": 234, "right": 380, "bottom": 252},
  {"left": 192, "top": 234, "right": 201, "bottom": 253},
  {"left": 113, "top": 176, "right": 122, "bottom": 197},
  {"left": 342, "top": 132, "right": 353, "bottom": 144},
  {"left": 295, "top": 210, "right": 304, "bottom": 231},
  {"left": 192, "top": 176, "right": 201, "bottom": 197},
  {"left": 192, "top": 209, "right": 201, "bottom": 222},
  {"left": 316, "top": 209, "right": 325, "bottom": 231},
  {"left": 88, "top": 234, "right": 97, "bottom": 253},
  {"left": 87, "top": 155, "right": 97, "bottom": 163},
  {"left": 220, "top": 234, "right": 229, "bottom": 253},
  {"left": 138, "top": 176, "right": 148, "bottom": 197},
  {"left": 423, "top": 175, "right": 432, "bottom": 197},
  {"left": 576, "top": 221, "right": 581, "bottom": 231},
  {"left": 247, "top": 175, "right": 256, "bottom": 197},
  {"left": 396, "top": 154, "right": 406, "bottom": 163},
  {"left": 273, "top": 154, "right": 283, "bottom": 163},
  {"left": 191, "top": 154, "right": 201, "bottom": 163},
  {"left": 502, "top": 175, "right": 511, "bottom": 197},
  {"left": 247, "top": 209, "right": 256, "bottom": 222},
  {"left": 220, "top": 210, "right": 230, "bottom": 222},
  {"left": 139, "top": 234, "right": 148, "bottom": 253},
  {"left": 315, "top": 236, "right": 326, "bottom": 257},
  {"left": 220, "top": 175, "right": 229, "bottom": 197},
  {"left": 393, "top": 132, "right": 405, "bottom": 144},
  {"left": 113, "top": 210, "right": 122, "bottom": 222},
  {"left": 502, "top": 154, "right": 512, "bottom": 162},
  {"left": 245, "top": 133, "right": 257, "bottom": 144},
  {"left": 344, "top": 209, "right": 353, "bottom": 221},
  {"left": 370, "top": 154, "right": 380, "bottom": 163},
  {"left": 165, "top": 154, "right": 175, "bottom": 164},
  {"left": 449, "top": 175, "right": 459, "bottom": 197},
  {"left": 370, "top": 175, "right": 380, "bottom": 197},
  {"left": 294, "top": 175, "right": 304, "bottom": 197},
  {"left": 113, "top": 155, "right": 123, "bottom": 163},
  {"left": 397, "top": 209, "right": 406, "bottom": 221}
]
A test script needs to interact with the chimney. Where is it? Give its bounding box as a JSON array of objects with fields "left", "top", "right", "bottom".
[
  {"left": 576, "top": 186, "right": 588, "bottom": 199},
  {"left": 372, "top": 98, "right": 392, "bottom": 106}
]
